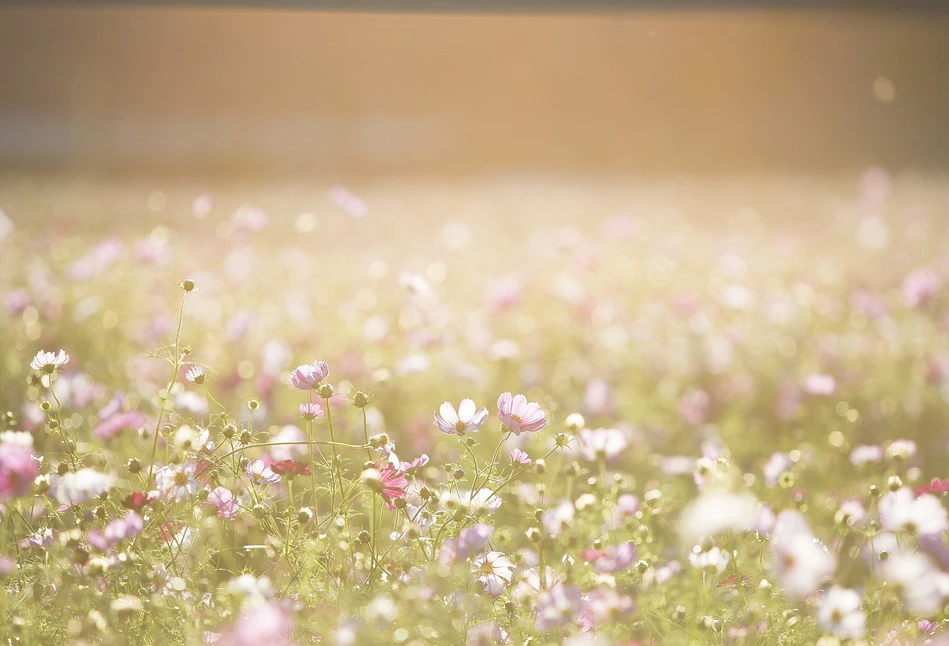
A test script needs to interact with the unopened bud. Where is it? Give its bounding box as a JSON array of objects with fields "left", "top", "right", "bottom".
[
  {"left": 317, "top": 383, "right": 335, "bottom": 399},
  {"left": 126, "top": 458, "right": 142, "bottom": 474},
  {"left": 181, "top": 279, "right": 196, "bottom": 292},
  {"left": 353, "top": 391, "right": 371, "bottom": 408}
]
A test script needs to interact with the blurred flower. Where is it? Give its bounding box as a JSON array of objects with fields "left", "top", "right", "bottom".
[
  {"left": 433, "top": 399, "right": 489, "bottom": 436},
  {"left": 770, "top": 510, "right": 835, "bottom": 599},
  {"left": 680, "top": 491, "right": 757, "bottom": 545},
  {"left": 30, "top": 349, "right": 69, "bottom": 374},
  {"left": 880, "top": 488, "right": 948, "bottom": 535},
  {"left": 763, "top": 452, "right": 793, "bottom": 487},
  {"left": 223, "top": 602, "right": 292, "bottom": 646},
  {"left": 208, "top": 487, "right": 239, "bottom": 520},
  {"left": 850, "top": 444, "right": 884, "bottom": 466},
  {"left": 902, "top": 268, "right": 941, "bottom": 308},
  {"left": 329, "top": 185, "right": 367, "bottom": 219},
  {"left": 882, "top": 552, "right": 945, "bottom": 616},
  {"left": 497, "top": 392, "right": 547, "bottom": 435},
  {"left": 0, "top": 444, "right": 39, "bottom": 500},
  {"left": 577, "top": 427, "right": 627, "bottom": 462},
  {"left": 535, "top": 585, "right": 583, "bottom": 632},
  {"left": 270, "top": 426, "right": 308, "bottom": 462},
  {"left": 583, "top": 542, "right": 637, "bottom": 573},
  {"left": 816, "top": 587, "right": 866, "bottom": 639},
  {"left": 439, "top": 524, "right": 494, "bottom": 566},
  {"left": 271, "top": 460, "right": 311, "bottom": 479},
  {"left": 678, "top": 388, "right": 710, "bottom": 425},
  {"left": 583, "top": 379, "right": 613, "bottom": 416},
  {"left": 50, "top": 469, "right": 116, "bottom": 506},
  {"left": 472, "top": 551, "right": 515, "bottom": 597},
  {"left": 87, "top": 511, "right": 144, "bottom": 550},
  {"left": 542, "top": 500, "right": 575, "bottom": 538},
  {"left": 802, "top": 373, "right": 836, "bottom": 396}
]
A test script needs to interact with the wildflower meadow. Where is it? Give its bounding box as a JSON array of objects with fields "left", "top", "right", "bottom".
[{"left": 1, "top": 172, "right": 949, "bottom": 645}]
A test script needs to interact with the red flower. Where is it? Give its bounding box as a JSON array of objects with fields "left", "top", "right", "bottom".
[
  {"left": 271, "top": 460, "right": 312, "bottom": 479},
  {"left": 915, "top": 478, "right": 949, "bottom": 496},
  {"left": 121, "top": 491, "right": 155, "bottom": 511}
]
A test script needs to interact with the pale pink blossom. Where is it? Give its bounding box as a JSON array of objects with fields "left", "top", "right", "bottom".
[
  {"left": 208, "top": 487, "right": 239, "bottom": 520},
  {"left": 30, "top": 349, "right": 69, "bottom": 373},
  {"left": 509, "top": 448, "right": 532, "bottom": 466},
  {"left": 288, "top": 361, "right": 329, "bottom": 390},
  {"left": 497, "top": 392, "right": 547, "bottom": 435},
  {"left": 0, "top": 444, "right": 39, "bottom": 500}
]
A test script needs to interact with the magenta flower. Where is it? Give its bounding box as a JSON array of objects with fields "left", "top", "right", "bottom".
[
  {"left": 208, "top": 486, "right": 239, "bottom": 520},
  {"left": 497, "top": 392, "right": 547, "bottom": 435},
  {"left": 434, "top": 399, "right": 489, "bottom": 436},
  {"left": 0, "top": 444, "right": 39, "bottom": 500},
  {"left": 288, "top": 361, "right": 329, "bottom": 390},
  {"left": 364, "top": 462, "right": 409, "bottom": 511}
]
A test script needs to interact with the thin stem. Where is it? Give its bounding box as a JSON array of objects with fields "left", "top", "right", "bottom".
[{"left": 147, "top": 291, "right": 188, "bottom": 485}]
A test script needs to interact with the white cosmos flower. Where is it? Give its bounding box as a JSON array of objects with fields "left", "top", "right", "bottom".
[
  {"left": 880, "top": 487, "right": 948, "bottom": 536},
  {"left": 433, "top": 399, "right": 489, "bottom": 436},
  {"left": 50, "top": 469, "right": 116, "bottom": 505},
  {"left": 882, "top": 552, "right": 944, "bottom": 617},
  {"left": 771, "top": 510, "right": 835, "bottom": 599},
  {"left": 577, "top": 428, "right": 628, "bottom": 462},
  {"left": 156, "top": 463, "right": 199, "bottom": 501},
  {"left": 472, "top": 551, "right": 515, "bottom": 597},
  {"left": 542, "top": 500, "right": 576, "bottom": 538},
  {"left": 816, "top": 586, "right": 866, "bottom": 639},
  {"left": 688, "top": 545, "right": 730, "bottom": 572},
  {"left": 680, "top": 491, "right": 758, "bottom": 545},
  {"left": 30, "top": 349, "right": 69, "bottom": 374}
]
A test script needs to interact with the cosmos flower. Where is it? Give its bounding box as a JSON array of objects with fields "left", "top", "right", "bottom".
[
  {"left": 87, "top": 511, "right": 144, "bottom": 551},
  {"left": 534, "top": 585, "right": 583, "bottom": 633},
  {"left": 902, "top": 268, "right": 941, "bottom": 308},
  {"left": 770, "top": 510, "right": 835, "bottom": 599},
  {"left": 849, "top": 444, "right": 883, "bottom": 466},
  {"left": 433, "top": 399, "right": 489, "bottom": 436},
  {"left": 270, "top": 460, "right": 312, "bottom": 479},
  {"left": 207, "top": 486, "right": 239, "bottom": 520},
  {"left": 246, "top": 460, "right": 280, "bottom": 486},
  {"left": 0, "top": 444, "right": 39, "bottom": 500},
  {"left": 288, "top": 361, "right": 329, "bottom": 390},
  {"left": 882, "top": 552, "right": 945, "bottom": 617},
  {"left": 582, "top": 542, "right": 637, "bottom": 573},
  {"left": 509, "top": 448, "right": 532, "bottom": 466},
  {"left": 542, "top": 500, "right": 575, "bottom": 538},
  {"left": 471, "top": 551, "right": 515, "bottom": 596},
  {"left": 185, "top": 366, "right": 206, "bottom": 384},
  {"left": 439, "top": 524, "right": 495, "bottom": 566},
  {"left": 879, "top": 487, "right": 948, "bottom": 536},
  {"left": 497, "top": 392, "right": 547, "bottom": 435},
  {"left": 155, "top": 463, "right": 199, "bottom": 501},
  {"left": 362, "top": 462, "right": 409, "bottom": 511},
  {"left": 223, "top": 602, "right": 292, "bottom": 646},
  {"left": 577, "top": 427, "right": 628, "bottom": 462},
  {"left": 50, "top": 469, "right": 116, "bottom": 506},
  {"left": 816, "top": 586, "right": 866, "bottom": 639},
  {"left": 30, "top": 349, "right": 69, "bottom": 374},
  {"left": 298, "top": 402, "right": 324, "bottom": 421},
  {"left": 763, "top": 452, "right": 793, "bottom": 487}
]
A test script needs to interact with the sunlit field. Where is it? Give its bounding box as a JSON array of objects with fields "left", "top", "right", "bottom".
[{"left": 2, "top": 171, "right": 949, "bottom": 645}]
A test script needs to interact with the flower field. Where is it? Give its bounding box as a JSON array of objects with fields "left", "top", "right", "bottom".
[{"left": 1, "top": 171, "right": 949, "bottom": 644}]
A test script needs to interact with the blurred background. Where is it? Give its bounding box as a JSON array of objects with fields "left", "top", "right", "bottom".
[{"left": 1, "top": 6, "right": 948, "bottom": 177}]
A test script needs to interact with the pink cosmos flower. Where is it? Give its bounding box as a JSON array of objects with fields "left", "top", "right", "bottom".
[
  {"left": 288, "top": 361, "right": 329, "bottom": 390},
  {"left": 364, "top": 462, "right": 409, "bottom": 511},
  {"left": 0, "top": 444, "right": 38, "bottom": 501},
  {"left": 208, "top": 486, "right": 239, "bottom": 520},
  {"left": 577, "top": 427, "right": 628, "bottom": 462},
  {"left": 398, "top": 454, "right": 429, "bottom": 473},
  {"left": 434, "top": 399, "right": 489, "bottom": 436},
  {"left": 678, "top": 388, "right": 710, "bottom": 425},
  {"left": 87, "top": 511, "right": 144, "bottom": 550},
  {"left": 509, "top": 448, "right": 532, "bottom": 466},
  {"left": 902, "top": 268, "right": 941, "bottom": 308},
  {"left": 582, "top": 542, "right": 637, "bottom": 573},
  {"left": 93, "top": 409, "right": 146, "bottom": 440},
  {"left": 497, "top": 392, "right": 547, "bottom": 435},
  {"left": 298, "top": 402, "right": 323, "bottom": 421},
  {"left": 224, "top": 602, "right": 293, "bottom": 646},
  {"left": 439, "top": 524, "right": 495, "bottom": 566},
  {"left": 535, "top": 585, "right": 583, "bottom": 632}
]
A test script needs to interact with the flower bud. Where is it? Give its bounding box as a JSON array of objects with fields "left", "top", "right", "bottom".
[
  {"left": 223, "top": 424, "right": 237, "bottom": 439},
  {"left": 353, "top": 391, "right": 371, "bottom": 408},
  {"left": 181, "top": 279, "right": 196, "bottom": 292},
  {"left": 298, "top": 507, "right": 314, "bottom": 524},
  {"left": 317, "top": 383, "right": 335, "bottom": 399},
  {"left": 565, "top": 413, "right": 585, "bottom": 432},
  {"left": 887, "top": 475, "right": 903, "bottom": 491},
  {"left": 126, "top": 458, "right": 142, "bottom": 474}
]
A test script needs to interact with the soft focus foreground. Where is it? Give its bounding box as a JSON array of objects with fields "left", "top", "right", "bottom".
[{"left": 1, "top": 172, "right": 949, "bottom": 644}]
